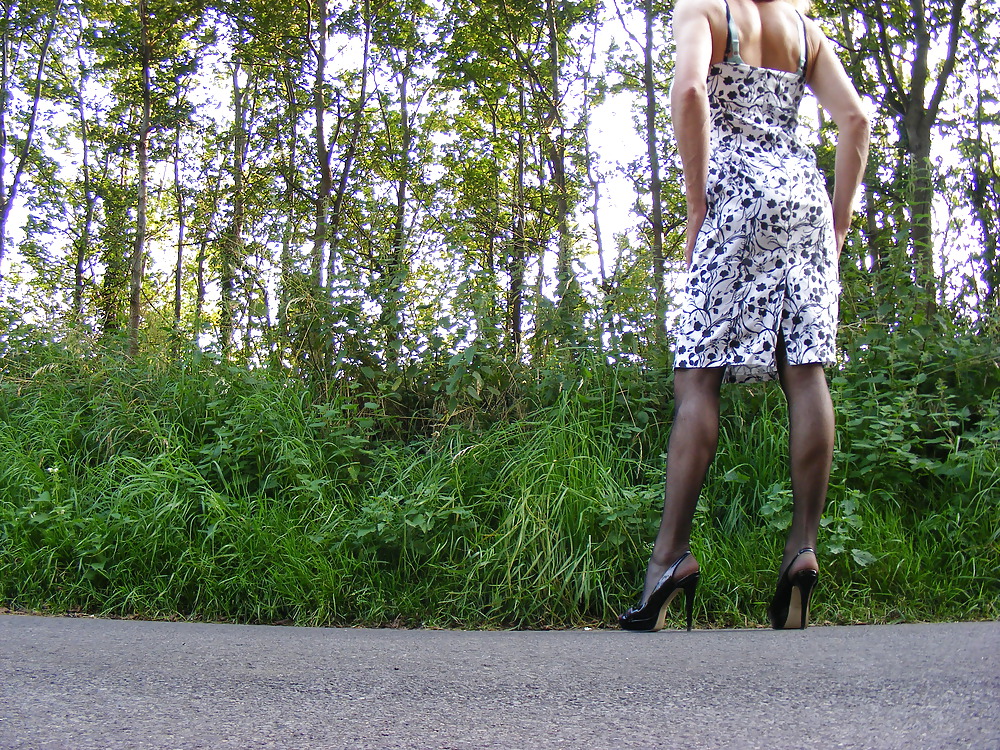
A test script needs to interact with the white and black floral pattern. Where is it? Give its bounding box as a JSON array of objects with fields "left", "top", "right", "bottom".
[{"left": 673, "top": 19, "right": 838, "bottom": 384}]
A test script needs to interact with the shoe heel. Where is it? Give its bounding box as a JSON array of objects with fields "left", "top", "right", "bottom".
[
  {"left": 793, "top": 570, "right": 818, "bottom": 629},
  {"left": 682, "top": 573, "right": 699, "bottom": 632},
  {"left": 769, "top": 547, "right": 819, "bottom": 630}
]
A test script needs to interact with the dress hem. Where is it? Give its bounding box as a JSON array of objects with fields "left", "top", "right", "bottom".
[{"left": 674, "top": 358, "right": 833, "bottom": 385}]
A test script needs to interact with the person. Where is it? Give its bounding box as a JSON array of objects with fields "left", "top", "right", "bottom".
[{"left": 619, "top": 0, "right": 870, "bottom": 631}]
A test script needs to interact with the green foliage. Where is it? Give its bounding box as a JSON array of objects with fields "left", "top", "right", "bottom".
[{"left": 1, "top": 324, "right": 997, "bottom": 628}]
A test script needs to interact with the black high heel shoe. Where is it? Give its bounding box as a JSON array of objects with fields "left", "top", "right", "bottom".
[
  {"left": 619, "top": 551, "right": 699, "bottom": 632},
  {"left": 768, "top": 547, "right": 819, "bottom": 630}
]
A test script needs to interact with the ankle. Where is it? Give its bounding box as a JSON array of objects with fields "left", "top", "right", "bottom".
[{"left": 782, "top": 547, "right": 818, "bottom": 576}]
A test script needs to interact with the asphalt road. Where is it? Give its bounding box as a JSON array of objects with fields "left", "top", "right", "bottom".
[{"left": 1, "top": 614, "right": 997, "bottom": 749}]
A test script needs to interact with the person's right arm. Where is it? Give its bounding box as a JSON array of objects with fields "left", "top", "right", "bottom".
[
  {"left": 671, "top": 0, "right": 716, "bottom": 267},
  {"left": 806, "top": 25, "right": 871, "bottom": 256}
]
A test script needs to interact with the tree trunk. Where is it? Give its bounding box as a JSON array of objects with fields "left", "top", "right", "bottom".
[
  {"left": 908, "top": 132, "right": 936, "bottom": 316},
  {"left": 868, "top": 0, "right": 965, "bottom": 320},
  {"left": 312, "top": 0, "right": 332, "bottom": 290},
  {"left": 328, "top": 0, "right": 370, "bottom": 286},
  {"left": 904, "top": 0, "right": 936, "bottom": 317},
  {"left": 544, "top": 0, "right": 576, "bottom": 344},
  {"left": 581, "top": 26, "right": 612, "bottom": 354},
  {"left": 221, "top": 57, "right": 247, "bottom": 354},
  {"left": 383, "top": 59, "right": 413, "bottom": 364},
  {"left": 507, "top": 89, "right": 527, "bottom": 354},
  {"left": 965, "top": 12, "right": 1000, "bottom": 318},
  {"left": 643, "top": 0, "right": 666, "bottom": 344},
  {"left": 278, "top": 66, "right": 299, "bottom": 342},
  {"left": 129, "top": 0, "right": 151, "bottom": 357},
  {"left": 173, "top": 115, "right": 186, "bottom": 336},
  {"left": 967, "top": 137, "right": 999, "bottom": 316},
  {"left": 73, "top": 19, "right": 95, "bottom": 320},
  {"left": 193, "top": 168, "right": 223, "bottom": 339}
]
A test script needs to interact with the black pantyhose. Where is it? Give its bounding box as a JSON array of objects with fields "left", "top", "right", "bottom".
[
  {"left": 642, "top": 366, "right": 723, "bottom": 603},
  {"left": 775, "top": 344, "right": 832, "bottom": 578},
  {"left": 641, "top": 339, "right": 832, "bottom": 604}
]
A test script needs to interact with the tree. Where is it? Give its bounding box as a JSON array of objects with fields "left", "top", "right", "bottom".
[
  {"left": 0, "top": 0, "right": 64, "bottom": 284},
  {"left": 611, "top": 0, "right": 671, "bottom": 344},
  {"left": 823, "top": 0, "right": 967, "bottom": 319}
]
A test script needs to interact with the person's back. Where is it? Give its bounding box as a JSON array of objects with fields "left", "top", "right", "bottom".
[
  {"left": 702, "top": 0, "right": 814, "bottom": 204},
  {"left": 671, "top": 0, "right": 870, "bottom": 265},
  {"left": 719, "top": 0, "right": 807, "bottom": 75}
]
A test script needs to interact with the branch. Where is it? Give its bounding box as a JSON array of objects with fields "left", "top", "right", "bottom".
[
  {"left": 926, "top": 0, "right": 967, "bottom": 125},
  {"left": 611, "top": 0, "right": 643, "bottom": 52},
  {"left": 870, "top": 14, "right": 903, "bottom": 109}
]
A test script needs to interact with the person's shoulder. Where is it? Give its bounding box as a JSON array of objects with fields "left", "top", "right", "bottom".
[
  {"left": 674, "top": 0, "right": 725, "bottom": 15},
  {"left": 800, "top": 13, "right": 832, "bottom": 48},
  {"left": 673, "top": 0, "right": 725, "bottom": 26}
]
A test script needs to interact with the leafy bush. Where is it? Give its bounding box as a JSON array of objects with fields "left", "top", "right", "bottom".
[{"left": 1, "top": 323, "right": 997, "bottom": 627}]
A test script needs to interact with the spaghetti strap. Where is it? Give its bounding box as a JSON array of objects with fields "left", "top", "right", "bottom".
[
  {"left": 797, "top": 11, "right": 808, "bottom": 78},
  {"left": 723, "top": 0, "right": 743, "bottom": 65}
]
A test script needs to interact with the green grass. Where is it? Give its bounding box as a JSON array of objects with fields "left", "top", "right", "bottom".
[{"left": 1, "top": 337, "right": 997, "bottom": 628}]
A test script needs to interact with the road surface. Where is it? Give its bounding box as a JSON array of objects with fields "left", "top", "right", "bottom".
[{"left": 1, "top": 615, "right": 997, "bottom": 749}]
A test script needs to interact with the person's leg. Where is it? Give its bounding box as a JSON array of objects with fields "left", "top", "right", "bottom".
[
  {"left": 640, "top": 366, "right": 725, "bottom": 603},
  {"left": 776, "top": 344, "right": 833, "bottom": 578}
]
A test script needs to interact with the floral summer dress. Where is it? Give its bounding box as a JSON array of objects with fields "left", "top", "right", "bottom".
[{"left": 672, "top": 2, "right": 838, "bottom": 384}]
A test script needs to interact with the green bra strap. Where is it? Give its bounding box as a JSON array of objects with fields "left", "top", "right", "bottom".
[{"left": 724, "top": 0, "right": 743, "bottom": 64}]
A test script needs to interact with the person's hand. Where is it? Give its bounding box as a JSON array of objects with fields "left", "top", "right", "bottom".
[
  {"left": 834, "top": 223, "right": 849, "bottom": 258},
  {"left": 684, "top": 199, "right": 708, "bottom": 268}
]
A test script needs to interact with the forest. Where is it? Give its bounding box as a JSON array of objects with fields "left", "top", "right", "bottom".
[{"left": 0, "top": 0, "right": 997, "bottom": 628}]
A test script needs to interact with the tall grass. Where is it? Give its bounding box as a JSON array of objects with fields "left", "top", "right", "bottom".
[{"left": 1, "top": 331, "right": 997, "bottom": 628}]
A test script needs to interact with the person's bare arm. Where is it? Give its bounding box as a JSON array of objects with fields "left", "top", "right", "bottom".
[
  {"left": 671, "top": 0, "right": 716, "bottom": 266},
  {"left": 806, "top": 25, "right": 871, "bottom": 256}
]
